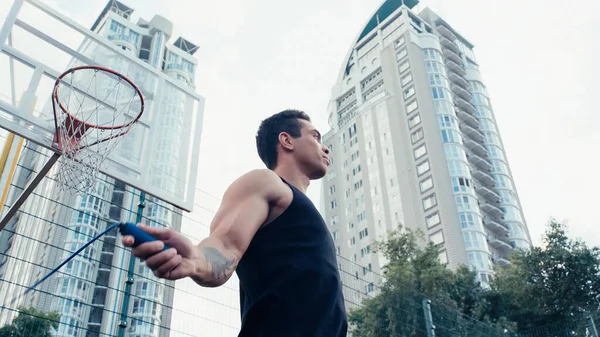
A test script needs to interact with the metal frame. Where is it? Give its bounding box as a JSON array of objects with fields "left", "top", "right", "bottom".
[{"left": 0, "top": 0, "right": 204, "bottom": 212}]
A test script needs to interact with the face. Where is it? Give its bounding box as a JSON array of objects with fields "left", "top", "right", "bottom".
[{"left": 282, "top": 119, "right": 330, "bottom": 180}]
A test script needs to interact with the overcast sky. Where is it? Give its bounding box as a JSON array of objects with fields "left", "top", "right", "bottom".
[{"left": 2, "top": 0, "right": 599, "bottom": 335}]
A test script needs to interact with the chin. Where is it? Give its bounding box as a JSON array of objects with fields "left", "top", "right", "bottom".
[{"left": 309, "top": 167, "right": 328, "bottom": 180}]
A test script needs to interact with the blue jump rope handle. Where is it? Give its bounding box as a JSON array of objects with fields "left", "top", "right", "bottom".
[{"left": 118, "top": 222, "right": 169, "bottom": 251}]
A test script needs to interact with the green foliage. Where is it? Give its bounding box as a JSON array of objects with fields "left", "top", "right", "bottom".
[
  {"left": 348, "top": 227, "right": 501, "bottom": 337},
  {"left": 491, "top": 219, "right": 600, "bottom": 330},
  {"left": 0, "top": 307, "right": 60, "bottom": 337},
  {"left": 347, "top": 220, "right": 600, "bottom": 337}
]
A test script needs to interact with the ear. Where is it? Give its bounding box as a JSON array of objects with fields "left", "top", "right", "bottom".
[{"left": 278, "top": 132, "right": 294, "bottom": 151}]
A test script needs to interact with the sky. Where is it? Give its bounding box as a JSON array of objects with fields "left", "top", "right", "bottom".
[
  {"left": 33, "top": 0, "right": 598, "bottom": 248},
  {"left": 1, "top": 0, "right": 599, "bottom": 335}
]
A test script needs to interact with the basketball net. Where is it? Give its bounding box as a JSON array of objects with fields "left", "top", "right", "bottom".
[{"left": 52, "top": 65, "right": 144, "bottom": 194}]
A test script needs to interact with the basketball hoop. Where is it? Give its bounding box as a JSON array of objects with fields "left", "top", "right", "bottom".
[
  {"left": 0, "top": 64, "right": 144, "bottom": 230},
  {"left": 51, "top": 65, "right": 145, "bottom": 194}
]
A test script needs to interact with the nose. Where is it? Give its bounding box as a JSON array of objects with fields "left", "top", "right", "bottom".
[{"left": 322, "top": 145, "right": 330, "bottom": 155}]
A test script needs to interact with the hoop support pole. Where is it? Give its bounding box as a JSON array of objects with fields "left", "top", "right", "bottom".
[{"left": 0, "top": 152, "right": 61, "bottom": 232}]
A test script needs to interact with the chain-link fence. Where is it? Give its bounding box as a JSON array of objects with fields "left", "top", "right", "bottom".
[{"left": 0, "top": 141, "right": 598, "bottom": 337}]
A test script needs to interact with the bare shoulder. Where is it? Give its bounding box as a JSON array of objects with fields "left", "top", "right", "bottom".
[{"left": 227, "top": 169, "right": 289, "bottom": 203}]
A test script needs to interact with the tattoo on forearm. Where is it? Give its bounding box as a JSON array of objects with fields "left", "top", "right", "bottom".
[{"left": 201, "top": 247, "right": 235, "bottom": 280}]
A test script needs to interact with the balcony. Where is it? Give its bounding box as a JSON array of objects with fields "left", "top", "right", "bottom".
[
  {"left": 452, "top": 84, "right": 472, "bottom": 102},
  {"left": 445, "top": 59, "right": 467, "bottom": 77},
  {"left": 488, "top": 236, "right": 512, "bottom": 251},
  {"left": 467, "top": 151, "right": 493, "bottom": 172},
  {"left": 483, "top": 218, "right": 509, "bottom": 235},
  {"left": 449, "top": 72, "right": 469, "bottom": 89},
  {"left": 437, "top": 24, "right": 457, "bottom": 41},
  {"left": 493, "top": 255, "right": 512, "bottom": 268},
  {"left": 107, "top": 33, "right": 138, "bottom": 51},
  {"left": 463, "top": 137, "right": 487, "bottom": 157},
  {"left": 440, "top": 36, "right": 461, "bottom": 55},
  {"left": 480, "top": 201, "right": 504, "bottom": 219},
  {"left": 443, "top": 46, "right": 461, "bottom": 63},
  {"left": 455, "top": 97, "right": 477, "bottom": 115},
  {"left": 476, "top": 184, "right": 500, "bottom": 203},
  {"left": 471, "top": 168, "right": 496, "bottom": 187},
  {"left": 456, "top": 109, "right": 479, "bottom": 128},
  {"left": 460, "top": 124, "right": 485, "bottom": 142}
]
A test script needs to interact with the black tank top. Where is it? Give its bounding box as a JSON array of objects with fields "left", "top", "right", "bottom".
[{"left": 235, "top": 177, "right": 348, "bottom": 337}]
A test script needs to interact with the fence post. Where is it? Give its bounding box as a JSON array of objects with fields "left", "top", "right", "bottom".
[
  {"left": 117, "top": 191, "right": 146, "bottom": 337},
  {"left": 588, "top": 314, "right": 599, "bottom": 337},
  {"left": 423, "top": 299, "right": 436, "bottom": 337}
]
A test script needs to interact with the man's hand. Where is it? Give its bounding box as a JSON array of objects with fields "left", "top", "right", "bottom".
[{"left": 121, "top": 224, "right": 199, "bottom": 280}]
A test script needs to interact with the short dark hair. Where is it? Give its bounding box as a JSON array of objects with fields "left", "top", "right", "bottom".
[{"left": 256, "top": 109, "right": 311, "bottom": 169}]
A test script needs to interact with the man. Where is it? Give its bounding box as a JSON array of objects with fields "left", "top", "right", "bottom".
[{"left": 122, "top": 109, "right": 348, "bottom": 336}]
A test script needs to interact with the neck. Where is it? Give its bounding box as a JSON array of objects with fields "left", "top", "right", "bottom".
[{"left": 273, "top": 164, "right": 310, "bottom": 194}]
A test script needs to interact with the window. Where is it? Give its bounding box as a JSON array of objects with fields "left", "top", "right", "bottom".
[
  {"left": 408, "top": 114, "right": 421, "bottom": 128},
  {"left": 411, "top": 128, "right": 424, "bottom": 143},
  {"left": 451, "top": 177, "right": 471, "bottom": 192},
  {"left": 439, "top": 250, "right": 449, "bottom": 264},
  {"left": 348, "top": 123, "right": 358, "bottom": 137},
  {"left": 352, "top": 165, "right": 362, "bottom": 176},
  {"left": 354, "top": 180, "right": 363, "bottom": 191},
  {"left": 349, "top": 237, "right": 356, "bottom": 246},
  {"left": 463, "top": 231, "right": 483, "bottom": 249},
  {"left": 395, "top": 36, "right": 406, "bottom": 47},
  {"left": 423, "top": 49, "right": 442, "bottom": 62},
  {"left": 414, "top": 144, "right": 427, "bottom": 159},
  {"left": 329, "top": 185, "right": 336, "bottom": 195},
  {"left": 431, "top": 87, "right": 451, "bottom": 100},
  {"left": 359, "top": 228, "right": 369, "bottom": 239},
  {"left": 401, "top": 73, "right": 413, "bottom": 86},
  {"left": 406, "top": 100, "right": 418, "bottom": 114},
  {"left": 360, "top": 245, "right": 372, "bottom": 257},
  {"left": 455, "top": 195, "right": 476, "bottom": 211},
  {"left": 331, "top": 215, "right": 339, "bottom": 226},
  {"left": 398, "top": 60, "right": 410, "bottom": 73},
  {"left": 459, "top": 213, "right": 476, "bottom": 228},
  {"left": 448, "top": 161, "right": 469, "bottom": 176},
  {"left": 330, "top": 200, "right": 337, "bottom": 210},
  {"left": 423, "top": 194, "right": 437, "bottom": 210},
  {"left": 441, "top": 129, "right": 461, "bottom": 143},
  {"left": 428, "top": 74, "right": 448, "bottom": 87},
  {"left": 357, "top": 211, "right": 367, "bottom": 222},
  {"left": 426, "top": 212, "right": 441, "bottom": 228},
  {"left": 416, "top": 160, "right": 430, "bottom": 175},
  {"left": 444, "top": 144, "right": 466, "bottom": 160},
  {"left": 429, "top": 230, "right": 444, "bottom": 245},
  {"left": 348, "top": 222, "right": 355, "bottom": 230},
  {"left": 438, "top": 115, "right": 455, "bottom": 128},
  {"left": 434, "top": 100, "right": 454, "bottom": 115},
  {"left": 332, "top": 231, "right": 339, "bottom": 240},
  {"left": 404, "top": 86, "right": 415, "bottom": 99},
  {"left": 396, "top": 48, "right": 408, "bottom": 61},
  {"left": 420, "top": 176, "right": 434, "bottom": 193}
]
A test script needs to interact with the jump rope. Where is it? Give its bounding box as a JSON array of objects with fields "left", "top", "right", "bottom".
[{"left": 17, "top": 223, "right": 166, "bottom": 299}]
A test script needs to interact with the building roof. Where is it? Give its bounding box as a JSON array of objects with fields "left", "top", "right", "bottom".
[
  {"left": 357, "top": 0, "right": 420, "bottom": 42},
  {"left": 174, "top": 37, "right": 199, "bottom": 56},
  {"left": 91, "top": 0, "right": 134, "bottom": 32}
]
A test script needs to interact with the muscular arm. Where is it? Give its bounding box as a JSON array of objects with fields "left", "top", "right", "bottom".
[{"left": 189, "top": 169, "right": 281, "bottom": 287}]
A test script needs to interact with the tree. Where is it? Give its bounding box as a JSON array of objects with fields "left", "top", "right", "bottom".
[
  {"left": 347, "top": 227, "right": 501, "bottom": 337},
  {"left": 347, "top": 220, "right": 600, "bottom": 337},
  {"left": 0, "top": 307, "right": 60, "bottom": 337},
  {"left": 490, "top": 220, "right": 600, "bottom": 330}
]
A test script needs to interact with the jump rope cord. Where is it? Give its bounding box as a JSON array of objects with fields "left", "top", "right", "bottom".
[{"left": 23, "top": 222, "right": 121, "bottom": 295}]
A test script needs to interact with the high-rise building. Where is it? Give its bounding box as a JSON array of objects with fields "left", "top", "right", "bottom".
[
  {"left": 0, "top": 1, "right": 201, "bottom": 337},
  {"left": 321, "top": 0, "right": 531, "bottom": 305}
]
